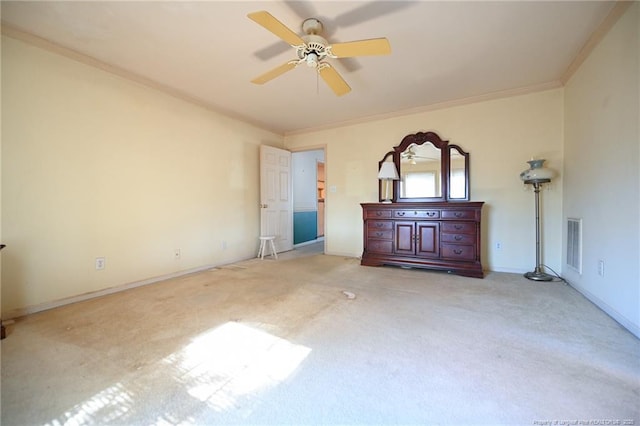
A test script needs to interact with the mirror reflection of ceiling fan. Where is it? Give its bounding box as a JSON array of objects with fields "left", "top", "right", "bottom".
[
  {"left": 402, "top": 145, "right": 439, "bottom": 164},
  {"left": 247, "top": 10, "right": 391, "bottom": 96}
]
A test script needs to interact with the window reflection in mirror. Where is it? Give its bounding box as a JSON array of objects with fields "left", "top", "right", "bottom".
[{"left": 399, "top": 143, "right": 442, "bottom": 198}]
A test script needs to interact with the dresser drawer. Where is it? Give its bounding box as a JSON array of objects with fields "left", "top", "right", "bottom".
[
  {"left": 366, "top": 240, "right": 393, "bottom": 254},
  {"left": 440, "top": 244, "right": 476, "bottom": 260},
  {"left": 368, "top": 220, "right": 393, "bottom": 230},
  {"left": 440, "top": 233, "right": 475, "bottom": 244},
  {"left": 441, "top": 210, "right": 477, "bottom": 220},
  {"left": 393, "top": 209, "right": 440, "bottom": 219},
  {"left": 441, "top": 222, "right": 476, "bottom": 234},
  {"left": 366, "top": 229, "right": 393, "bottom": 240},
  {"left": 366, "top": 209, "right": 392, "bottom": 219},
  {"left": 441, "top": 243, "right": 476, "bottom": 260}
]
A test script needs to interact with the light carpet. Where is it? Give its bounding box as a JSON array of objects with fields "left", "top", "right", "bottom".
[{"left": 1, "top": 251, "right": 638, "bottom": 425}]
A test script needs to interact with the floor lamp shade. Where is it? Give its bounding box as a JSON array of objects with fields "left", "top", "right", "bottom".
[
  {"left": 378, "top": 162, "right": 399, "bottom": 203},
  {"left": 520, "top": 159, "right": 554, "bottom": 184}
]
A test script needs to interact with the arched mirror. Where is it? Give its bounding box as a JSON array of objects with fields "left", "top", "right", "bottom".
[
  {"left": 448, "top": 145, "right": 469, "bottom": 200},
  {"left": 400, "top": 142, "right": 442, "bottom": 198},
  {"left": 378, "top": 131, "right": 470, "bottom": 202}
]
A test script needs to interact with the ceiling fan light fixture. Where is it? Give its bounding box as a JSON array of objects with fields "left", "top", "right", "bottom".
[{"left": 306, "top": 52, "right": 319, "bottom": 68}]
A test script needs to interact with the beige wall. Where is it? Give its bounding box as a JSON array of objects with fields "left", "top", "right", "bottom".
[
  {"left": 1, "top": 36, "right": 283, "bottom": 317},
  {"left": 2, "top": 5, "right": 637, "bottom": 340},
  {"left": 285, "top": 89, "right": 564, "bottom": 274},
  {"left": 563, "top": 3, "right": 639, "bottom": 336}
]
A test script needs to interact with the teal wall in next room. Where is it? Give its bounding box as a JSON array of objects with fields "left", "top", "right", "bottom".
[{"left": 294, "top": 211, "right": 317, "bottom": 244}]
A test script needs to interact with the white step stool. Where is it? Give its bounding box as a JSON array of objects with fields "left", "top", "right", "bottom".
[{"left": 257, "top": 236, "right": 278, "bottom": 260}]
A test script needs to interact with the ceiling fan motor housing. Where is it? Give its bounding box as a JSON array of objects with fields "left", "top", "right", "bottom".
[
  {"left": 301, "top": 18, "right": 323, "bottom": 35},
  {"left": 298, "top": 34, "right": 329, "bottom": 67}
]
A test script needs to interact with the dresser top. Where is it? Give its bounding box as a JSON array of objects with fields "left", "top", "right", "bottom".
[{"left": 361, "top": 201, "right": 484, "bottom": 209}]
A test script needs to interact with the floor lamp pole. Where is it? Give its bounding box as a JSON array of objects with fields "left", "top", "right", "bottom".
[
  {"left": 1, "top": 244, "right": 5, "bottom": 339},
  {"left": 524, "top": 180, "right": 553, "bottom": 281}
]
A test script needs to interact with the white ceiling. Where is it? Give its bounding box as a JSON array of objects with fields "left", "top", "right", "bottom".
[{"left": 1, "top": 1, "right": 615, "bottom": 135}]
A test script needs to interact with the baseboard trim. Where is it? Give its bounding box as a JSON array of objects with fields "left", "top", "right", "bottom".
[
  {"left": 9, "top": 257, "right": 635, "bottom": 340},
  {"left": 293, "top": 237, "right": 324, "bottom": 248},
  {"left": 568, "top": 282, "right": 640, "bottom": 339},
  {"left": 487, "top": 266, "right": 529, "bottom": 275},
  {"left": 2, "top": 260, "right": 247, "bottom": 321}
]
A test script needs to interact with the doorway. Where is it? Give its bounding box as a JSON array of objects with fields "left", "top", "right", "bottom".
[{"left": 291, "top": 149, "right": 325, "bottom": 252}]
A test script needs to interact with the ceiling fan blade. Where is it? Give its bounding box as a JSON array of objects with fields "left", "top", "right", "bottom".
[
  {"left": 247, "top": 11, "right": 305, "bottom": 47},
  {"left": 251, "top": 61, "right": 297, "bottom": 85},
  {"left": 319, "top": 65, "right": 351, "bottom": 96},
  {"left": 330, "top": 38, "right": 391, "bottom": 58}
]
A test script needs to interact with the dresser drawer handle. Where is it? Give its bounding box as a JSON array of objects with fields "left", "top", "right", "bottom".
[
  {"left": 375, "top": 232, "right": 384, "bottom": 237},
  {"left": 454, "top": 225, "right": 463, "bottom": 230},
  {"left": 427, "top": 212, "right": 436, "bottom": 217},
  {"left": 454, "top": 235, "right": 463, "bottom": 241},
  {"left": 454, "top": 212, "right": 464, "bottom": 218},
  {"left": 375, "top": 211, "right": 383, "bottom": 216},
  {"left": 376, "top": 223, "right": 385, "bottom": 228},
  {"left": 397, "top": 211, "right": 406, "bottom": 216},
  {"left": 453, "top": 249, "right": 463, "bottom": 255}
]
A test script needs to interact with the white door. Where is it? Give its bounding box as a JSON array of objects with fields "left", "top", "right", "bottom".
[{"left": 260, "top": 145, "right": 293, "bottom": 253}]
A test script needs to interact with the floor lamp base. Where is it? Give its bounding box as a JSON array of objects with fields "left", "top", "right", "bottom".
[{"left": 524, "top": 269, "right": 554, "bottom": 281}]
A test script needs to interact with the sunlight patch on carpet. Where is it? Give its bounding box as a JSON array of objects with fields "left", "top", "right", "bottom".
[
  {"left": 45, "top": 383, "right": 134, "bottom": 426},
  {"left": 163, "top": 321, "right": 311, "bottom": 414}
]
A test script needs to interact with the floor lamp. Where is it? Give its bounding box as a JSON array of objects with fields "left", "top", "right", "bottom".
[{"left": 520, "top": 159, "right": 555, "bottom": 281}]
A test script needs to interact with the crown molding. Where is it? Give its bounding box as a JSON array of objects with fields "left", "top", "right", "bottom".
[
  {"left": 1, "top": 24, "right": 284, "bottom": 136},
  {"left": 285, "top": 81, "right": 563, "bottom": 137},
  {"left": 561, "top": 1, "right": 633, "bottom": 85}
]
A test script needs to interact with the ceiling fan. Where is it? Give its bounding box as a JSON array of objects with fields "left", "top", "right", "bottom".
[
  {"left": 402, "top": 145, "right": 439, "bottom": 164},
  {"left": 247, "top": 10, "right": 391, "bottom": 96}
]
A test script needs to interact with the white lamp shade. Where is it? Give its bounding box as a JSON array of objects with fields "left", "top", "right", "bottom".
[
  {"left": 520, "top": 159, "right": 554, "bottom": 183},
  {"left": 378, "top": 162, "right": 399, "bottom": 180}
]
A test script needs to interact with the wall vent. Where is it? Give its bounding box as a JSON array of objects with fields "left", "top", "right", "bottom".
[{"left": 567, "top": 218, "right": 582, "bottom": 273}]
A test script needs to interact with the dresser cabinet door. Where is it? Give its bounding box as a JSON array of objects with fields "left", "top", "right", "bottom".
[
  {"left": 393, "top": 221, "right": 439, "bottom": 257},
  {"left": 394, "top": 221, "right": 415, "bottom": 255},
  {"left": 417, "top": 222, "right": 440, "bottom": 258}
]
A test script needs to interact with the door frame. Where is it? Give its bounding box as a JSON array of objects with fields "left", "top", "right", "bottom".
[{"left": 290, "top": 145, "right": 327, "bottom": 252}]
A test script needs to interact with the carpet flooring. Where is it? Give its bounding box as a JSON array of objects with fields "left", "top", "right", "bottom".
[{"left": 1, "top": 248, "right": 639, "bottom": 425}]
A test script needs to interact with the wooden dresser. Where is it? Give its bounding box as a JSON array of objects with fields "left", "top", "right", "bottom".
[{"left": 361, "top": 202, "right": 484, "bottom": 278}]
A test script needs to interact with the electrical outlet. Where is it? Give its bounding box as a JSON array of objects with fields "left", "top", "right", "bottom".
[
  {"left": 496, "top": 242, "right": 502, "bottom": 250},
  {"left": 95, "top": 257, "right": 105, "bottom": 270},
  {"left": 174, "top": 249, "right": 181, "bottom": 260},
  {"left": 598, "top": 260, "right": 604, "bottom": 276}
]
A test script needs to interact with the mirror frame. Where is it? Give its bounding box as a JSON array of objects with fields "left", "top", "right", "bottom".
[
  {"left": 447, "top": 144, "right": 470, "bottom": 201},
  {"left": 380, "top": 131, "right": 470, "bottom": 203}
]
